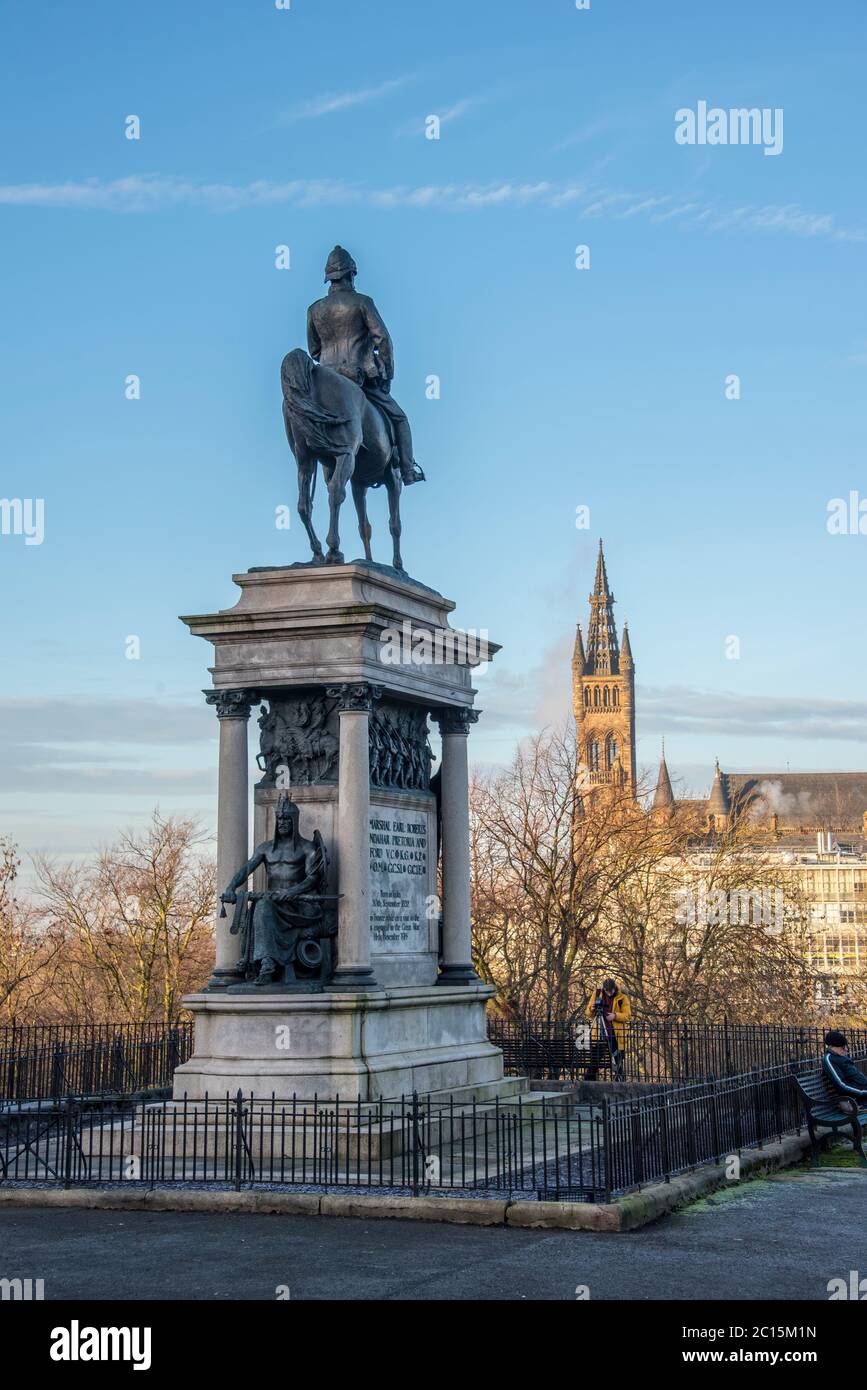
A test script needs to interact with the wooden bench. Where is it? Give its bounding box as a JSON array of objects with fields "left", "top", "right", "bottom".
[{"left": 793, "top": 1067, "right": 867, "bottom": 1166}]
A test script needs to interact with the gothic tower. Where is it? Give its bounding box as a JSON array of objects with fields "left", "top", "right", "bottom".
[{"left": 572, "top": 541, "right": 637, "bottom": 796}]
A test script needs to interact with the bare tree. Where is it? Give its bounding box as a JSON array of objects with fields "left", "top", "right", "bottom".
[
  {"left": 0, "top": 838, "right": 64, "bottom": 1021},
  {"left": 587, "top": 814, "right": 813, "bottom": 1023},
  {"left": 471, "top": 726, "right": 813, "bottom": 1025},
  {"left": 34, "top": 812, "right": 215, "bottom": 1024},
  {"left": 471, "top": 726, "right": 678, "bottom": 1023}
]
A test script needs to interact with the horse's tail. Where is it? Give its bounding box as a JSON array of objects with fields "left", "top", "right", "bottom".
[{"left": 280, "top": 348, "right": 353, "bottom": 456}]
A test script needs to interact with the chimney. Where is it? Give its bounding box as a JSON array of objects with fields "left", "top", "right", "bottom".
[{"left": 770, "top": 813, "right": 779, "bottom": 835}]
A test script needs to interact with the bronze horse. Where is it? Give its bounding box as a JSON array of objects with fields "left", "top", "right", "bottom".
[{"left": 281, "top": 348, "right": 407, "bottom": 570}]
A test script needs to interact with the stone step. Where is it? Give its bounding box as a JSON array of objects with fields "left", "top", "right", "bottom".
[
  {"left": 409, "top": 1076, "right": 529, "bottom": 1109},
  {"left": 494, "top": 1090, "right": 574, "bottom": 1117}
]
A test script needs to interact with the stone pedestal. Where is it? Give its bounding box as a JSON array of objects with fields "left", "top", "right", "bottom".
[
  {"left": 177, "top": 561, "right": 503, "bottom": 1101},
  {"left": 172, "top": 981, "right": 503, "bottom": 1101}
]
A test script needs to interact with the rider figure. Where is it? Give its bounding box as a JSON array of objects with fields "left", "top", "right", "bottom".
[{"left": 306, "top": 246, "right": 424, "bottom": 487}]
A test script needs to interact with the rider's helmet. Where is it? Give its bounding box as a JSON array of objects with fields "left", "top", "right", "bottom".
[{"left": 324, "top": 245, "right": 358, "bottom": 284}]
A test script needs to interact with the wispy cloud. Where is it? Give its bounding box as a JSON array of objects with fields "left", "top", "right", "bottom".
[
  {"left": 0, "top": 173, "right": 862, "bottom": 241},
  {"left": 0, "top": 696, "right": 214, "bottom": 795},
  {"left": 639, "top": 686, "right": 867, "bottom": 743},
  {"left": 550, "top": 117, "right": 620, "bottom": 155},
  {"left": 279, "top": 76, "right": 414, "bottom": 122},
  {"left": 473, "top": 661, "right": 867, "bottom": 747}
]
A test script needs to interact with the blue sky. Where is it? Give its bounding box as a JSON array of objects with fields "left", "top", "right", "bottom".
[{"left": 2, "top": 0, "right": 866, "bottom": 861}]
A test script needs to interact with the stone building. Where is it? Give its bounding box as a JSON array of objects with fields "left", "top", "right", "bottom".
[
  {"left": 571, "top": 541, "right": 867, "bottom": 1011},
  {"left": 652, "top": 752, "right": 867, "bottom": 1010}
]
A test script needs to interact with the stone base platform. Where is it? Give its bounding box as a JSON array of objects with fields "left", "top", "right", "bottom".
[{"left": 173, "top": 981, "right": 504, "bottom": 1102}]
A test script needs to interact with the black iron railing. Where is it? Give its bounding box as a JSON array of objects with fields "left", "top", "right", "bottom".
[
  {"left": 486, "top": 1016, "right": 867, "bottom": 1085},
  {"left": 0, "top": 1023, "right": 194, "bottom": 1101},
  {"left": 0, "top": 1053, "right": 848, "bottom": 1202}
]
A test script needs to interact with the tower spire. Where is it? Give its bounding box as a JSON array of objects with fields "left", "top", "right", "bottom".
[{"left": 585, "top": 540, "right": 620, "bottom": 676}]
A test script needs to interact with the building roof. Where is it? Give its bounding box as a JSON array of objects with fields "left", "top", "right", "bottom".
[{"left": 723, "top": 772, "right": 867, "bottom": 830}]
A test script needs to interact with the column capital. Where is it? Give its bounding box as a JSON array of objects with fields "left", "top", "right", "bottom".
[
  {"left": 325, "top": 682, "right": 382, "bottom": 713},
  {"left": 204, "top": 688, "right": 259, "bottom": 720},
  {"left": 433, "top": 707, "right": 480, "bottom": 737}
]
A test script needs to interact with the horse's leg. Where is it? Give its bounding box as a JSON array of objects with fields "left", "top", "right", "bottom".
[
  {"left": 384, "top": 471, "right": 403, "bottom": 571},
  {"left": 295, "top": 443, "right": 324, "bottom": 562},
  {"left": 325, "top": 451, "right": 355, "bottom": 564},
  {"left": 351, "top": 477, "right": 373, "bottom": 563}
]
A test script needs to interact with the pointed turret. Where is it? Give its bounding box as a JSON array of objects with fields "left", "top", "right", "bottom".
[
  {"left": 707, "top": 759, "right": 730, "bottom": 826},
  {"left": 652, "top": 743, "right": 674, "bottom": 812},
  {"left": 620, "top": 622, "right": 634, "bottom": 670},
  {"left": 572, "top": 623, "right": 586, "bottom": 677},
  {"left": 585, "top": 540, "right": 620, "bottom": 676}
]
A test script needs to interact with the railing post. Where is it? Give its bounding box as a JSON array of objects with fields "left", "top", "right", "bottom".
[
  {"left": 629, "top": 1102, "right": 644, "bottom": 1188},
  {"left": 234, "top": 1090, "right": 244, "bottom": 1191},
  {"left": 63, "top": 1100, "right": 76, "bottom": 1189},
  {"left": 601, "top": 1095, "right": 613, "bottom": 1202},
  {"left": 752, "top": 1067, "right": 764, "bottom": 1149},
  {"left": 51, "top": 1042, "right": 65, "bottom": 1100},
  {"left": 661, "top": 1096, "right": 672, "bottom": 1183},
  {"left": 709, "top": 1076, "right": 721, "bottom": 1161},
  {"left": 411, "top": 1091, "right": 421, "bottom": 1198}
]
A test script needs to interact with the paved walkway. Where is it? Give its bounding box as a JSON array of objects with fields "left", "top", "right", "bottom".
[{"left": 1, "top": 1169, "right": 863, "bottom": 1300}]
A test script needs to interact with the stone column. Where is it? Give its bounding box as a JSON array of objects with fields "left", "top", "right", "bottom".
[
  {"left": 204, "top": 687, "right": 258, "bottom": 991},
  {"left": 326, "top": 682, "right": 382, "bottom": 990},
  {"left": 434, "top": 707, "right": 480, "bottom": 985}
]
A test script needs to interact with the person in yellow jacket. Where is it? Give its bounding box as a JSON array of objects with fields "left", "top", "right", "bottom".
[{"left": 585, "top": 978, "right": 631, "bottom": 1071}]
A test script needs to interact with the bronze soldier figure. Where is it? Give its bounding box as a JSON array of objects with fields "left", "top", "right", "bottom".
[{"left": 306, "top": 246, "right": 424, "bottom": 487}]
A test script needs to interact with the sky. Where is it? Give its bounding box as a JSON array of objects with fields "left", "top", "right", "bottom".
[{"left": 1, "top": 0, "right": 866, "bottom": 863}]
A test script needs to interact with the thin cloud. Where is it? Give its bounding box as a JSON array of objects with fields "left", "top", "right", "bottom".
[
  {"left": 0, "top": 174, "right": 862, "bottom": 241},
  {"left": 0, "top": 697, "right": 216, "bottom": 796},
  {"left": 640, "top": 686, "right": 867, "bottom": 743},
  {"left": 280, "top": 76, "right": 414, "bottom": 122}
]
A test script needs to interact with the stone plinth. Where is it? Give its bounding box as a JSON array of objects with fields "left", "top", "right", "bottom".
[
  {"left": 180, "top": 560, "right": 503, "bottom": 1101},
  {"left": 173, "top": 982, "right": 501, "bottom": 1101}
]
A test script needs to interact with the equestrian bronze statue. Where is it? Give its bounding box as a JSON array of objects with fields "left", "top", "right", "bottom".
[{"left": 281, "top": 246, "right": 425, "bottom": 571}]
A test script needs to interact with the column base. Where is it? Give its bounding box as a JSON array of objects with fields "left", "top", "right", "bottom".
[
  {"left": 436, "top": 964, "right": 480, "bottom": 986},
  {"left": 205, "top": 966, "right": 245, "bottom": 992},
  {"left": 329, "top": 967, "right": 379, "bottom": 991}
]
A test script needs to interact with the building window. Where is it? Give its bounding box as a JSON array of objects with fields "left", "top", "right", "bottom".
[
  {"left": 607, "top": 737, "right": 619, "bottom": 768},
  {"left": 603, "top": 687, "right": 610, "bottom": 707},
  {"left": 612, "top": 688, "right": 619, "bottom": 707},
  {"left": 589, "top": 739, "right": 601, "bottom": 771},
  {"left": 584, "top": 688, "right": 590, "bottom": 708},
  {"left": 593, "top": 688, "right": 600, "bottom": 708}
]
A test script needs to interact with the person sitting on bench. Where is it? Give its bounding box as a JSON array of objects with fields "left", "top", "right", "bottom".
[{"left": 822, "top": 1029, "right": 867, "bottom": 1102}]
